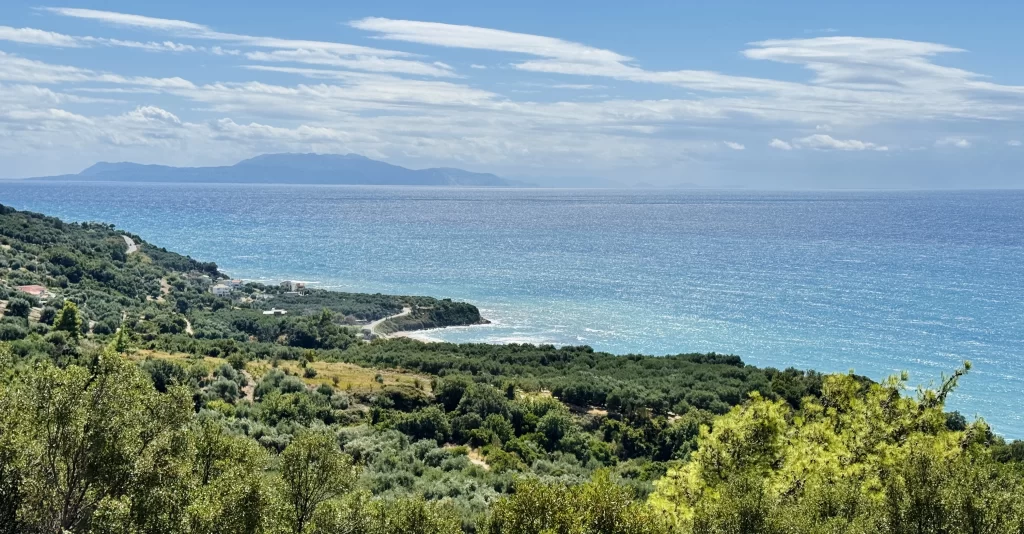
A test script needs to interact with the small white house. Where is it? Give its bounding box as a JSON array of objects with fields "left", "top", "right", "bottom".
[
  {"left": 280, "top": 280, "right": 306, "bottom": 292},
  {"left": 223, "top": 279, "right": 245, "bottom": 289},
  {"left": 262, "top": 308, "right": 288, "bottom": 316},
  {"left": 210, "top": 284, "right": 233, "bottom": 297}
]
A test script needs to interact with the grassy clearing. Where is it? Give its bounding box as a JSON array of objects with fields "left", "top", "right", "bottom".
[
  {"left": 128, "top": 349, "right": 433, "bottom": 393},
  {"left": 246, "top": 359, "right": 432, "bottom": 393},
  {"left": 128, "top": 349, "right": 228, "bottom": 373}
]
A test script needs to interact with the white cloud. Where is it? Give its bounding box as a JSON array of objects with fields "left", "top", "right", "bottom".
[
  {"left": 936, "top": 137, "right": 971, "bottom": 148},
  {"left": 352, "top": 19, "right": 1024, "bottom": 126},
  {"left": 41, "top": 7, "right": 206, "bottom": 32},
  {"left": 211, "top": 46, "right": 241, "bottom": 56},
  {"left": 124, "top": 105, "right": 181, "bottom": 124},
  {"left": 89, "top": 38, "right": 198, "bottom": 52},
  {"left": 793, "top": 134, "right": 888, "bottom": 151},
  {"left": 0, "top": 51, "right": 195, "bottom": 88},
  {"left": 244, "top": 49, "right": 455, "bottom": 77},
  {"left": 0, "top": 25, "right": 199, "bottom": 53},
  {"left": 2, "top": 9, "right": 1023, "bottom": 182},
  {"left": 0, "top": 25, "right": 81, "bottom": 47},
  {"left": 45, "top": 7, "right": 410, "bottom": 57},
  {"left": 350, "top": 17, "right": 628, "bottom": 64},
  {"left": 3, "top": 107, "right": 92, "bottom": 123},
  {"left": 1007, "top": 140, "right": 1022, "bottom": 147}
]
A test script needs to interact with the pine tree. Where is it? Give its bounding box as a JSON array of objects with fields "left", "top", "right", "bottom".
[{"left": 52, "top": 300, "right": 82, "bottom": 339}]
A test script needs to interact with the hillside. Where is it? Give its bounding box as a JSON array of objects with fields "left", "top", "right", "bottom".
[
  {"left": 0, "top": 205, "right": 1021, "bottom": 533},
  {"left": 29, "top": 152, "right": 523, "bottom": 186},
  {"left": 0, "top": 204, "right": 482, "bottom": 344}
]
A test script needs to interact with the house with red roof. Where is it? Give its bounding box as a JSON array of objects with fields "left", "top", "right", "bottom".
[{"left": 15, "top": 285, "right": 52, "bottom": 301}]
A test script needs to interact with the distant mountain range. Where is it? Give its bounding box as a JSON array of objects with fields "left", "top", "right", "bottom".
[{"left": 30, "top": 153, "right": 527, "bottom": 187}]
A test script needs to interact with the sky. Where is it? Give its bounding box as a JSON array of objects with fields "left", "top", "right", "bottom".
[{"left": 1, "top": 1, "right": 1023, "bottom": 188}]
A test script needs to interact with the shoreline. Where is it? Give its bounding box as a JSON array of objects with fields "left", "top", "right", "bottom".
[{"left": 384, "top": 319, "right": 495, "bottom": 342}]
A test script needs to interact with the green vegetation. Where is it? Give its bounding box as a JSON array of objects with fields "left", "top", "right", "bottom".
[
  {"left": 0, "top": 204, "right": 1022, "bottom": 533},
  {"left": 649, "top": 366, "right": 1024, "bottom": 533},
  {"left": 377, "top": 300, "right": 487, "bottom": 334}
]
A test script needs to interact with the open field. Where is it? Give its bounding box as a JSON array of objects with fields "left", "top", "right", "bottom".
[{"left": 130, "top": 349, "right": 432, "bottom": 393}]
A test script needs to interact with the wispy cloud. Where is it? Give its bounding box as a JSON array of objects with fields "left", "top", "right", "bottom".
[
  {"left": 0, "top": 51, "right": 194, "bottom": 88},
  {"left": 767, "top": 134, "right": 888, "bottom": 151},
  {"left": 794, "top": 134, "right": 888, "bottom": 151},
  {"left": 41, "top": 7, "right": 206, "bottom": 32},
  {"left": 552, "top": 83, "right": 597, "bottom": 90},
  {"left": 0, "top": 25, "right": 81, "bottom": 47},
  {"left": 0, "top": 25, "right": 198, "bottom": 52},
  {"left": 244, "top": 49, "right": 455, "bottom": 77},
  {"left": 352, "top": 18, "right": 1024, "bottom": 125},
  {"left": 936, "top": 136, "right": 971, "bottom": 148},
  {"left": 1, "top": 8, "right": 1021, "bottom": 183},
  {"left": 43, "top": 7, "right": 410, "bottom": 56},
  {"left": 350, "top": 17, "right": 628, "bottom": 63}
]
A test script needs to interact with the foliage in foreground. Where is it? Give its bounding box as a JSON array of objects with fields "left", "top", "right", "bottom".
[
  {"left": 0, "top": 345, "right": 458, "bottom": 534},
  {"left": 649, "top": 365, "right": 1024, "bottom": 534},
  {"left": 2, "top": 339, "right": 1022, "bottom": 533}
]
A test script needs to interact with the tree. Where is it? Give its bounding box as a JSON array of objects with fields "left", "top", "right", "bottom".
[
  {"left": 52, "top": 300, "right": 82, "bottom": 339},
  {"left": 187, "top": 418, "right": 280, "bottom": 534},
  {"left": 487, "top": 471, "right": 669, "bottom": 534},
  {"left": 435, "top": 375, "right": 473, "bottom": 412},
  {"left": 6, "top": 298, "right": 30, "bottom": 318},
  {"left": 309, "top": 492, "right": 461, "bottom": 534},
  {"left": 0, "top": 348, "right": 193, "bottom": 533},
  {"left": 396, "top": 406, "right": 451, "bottom": 443},
  {"left": 111, "top": 322, "right": 132, "bottom": 354},
  {"left": 648, "top": 366, "right": 1024, "bottom": 534},
  {"left": 281, "top": 429, "right": 357, "bottom": 533},
  {"left": 39, "top": 306, "right": 57, "bottom": 325}
]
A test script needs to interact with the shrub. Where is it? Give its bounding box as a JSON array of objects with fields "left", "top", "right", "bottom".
[
  {"left": 6, "top": 298, "right": 31, "bottom": 318},
  {"left": 39, "top": 306, "right": 57, "bottom": 325}
]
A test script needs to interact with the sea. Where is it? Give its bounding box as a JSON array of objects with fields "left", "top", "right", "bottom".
[{"left": 1, "top": 182, "right": 1021, "bottom": 437}]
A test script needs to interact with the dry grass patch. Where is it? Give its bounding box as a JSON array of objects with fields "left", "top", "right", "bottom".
[
  {"left": 127, "top": 349, "right": 228, "bottom": 373},
  {"left": 246, "top": 359, "right": 432, "bottom": 393}
]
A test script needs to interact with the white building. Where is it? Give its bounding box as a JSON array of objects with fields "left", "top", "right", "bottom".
[
  {"left": 223, "top": 279, "right": 245, "bottom": 289},
  {"left": 262, "top": 308, "right": 288, "bottom": 316},
  {"left": 280, "top": 280, "right": 306, "bottom": 292},
  {"left": 210, "top": 284, "right": 233, "bottom": 297}
]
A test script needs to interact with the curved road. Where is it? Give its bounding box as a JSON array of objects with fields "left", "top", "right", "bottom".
[
  {"left": 122, "top": 235, "right": 139, "bottom": 254},
  {"left": 362, "top": 307, "right": 411, "bottom": 337}
]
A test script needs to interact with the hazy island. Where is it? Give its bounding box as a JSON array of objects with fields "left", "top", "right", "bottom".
[
  {"left": 0, "top": 203, "right": 1021, "bottom": 533},
  {"left": 25, "top": 152, "right": 528, "bottom": 187}
]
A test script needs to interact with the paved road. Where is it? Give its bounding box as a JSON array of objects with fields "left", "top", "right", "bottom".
[
  {"left": 122, "top": 235, "right": 139, "bottom": 254},
  {"left": 363, "top": 307, "right": 412, "bottom": 337}
]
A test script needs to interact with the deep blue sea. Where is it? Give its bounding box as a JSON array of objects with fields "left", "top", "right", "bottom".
[{"left": 1, "top": 182, "right": 1022, "bottom": 437}]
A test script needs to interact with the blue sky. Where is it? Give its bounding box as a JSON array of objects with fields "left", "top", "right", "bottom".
[{"left": 2, "top": 1, "right": 1023, "bottom": 188}]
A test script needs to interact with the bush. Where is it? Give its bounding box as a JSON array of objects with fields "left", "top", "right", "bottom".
[
  {"left": 208, "top": 377, "right": 241, "bottom": 403},
  {"left": 5, "top": 298, "right": 30, "bottom": 318},
  {"left": 0, "top": 323, "right": 26, "bottom": 341},
  {"left": 38, "top": 306, "right": 57, "bottom": 325},
  {"left": 396, "top": 406, "right": 452, "bottom": 443},
  {"left": 304, "top": 366, "right": 318, "bottom": 378}
]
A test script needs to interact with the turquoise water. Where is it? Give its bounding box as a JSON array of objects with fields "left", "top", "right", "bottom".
[{"left": 1, "top": 182, "right": 1022, "bottom": 436}]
